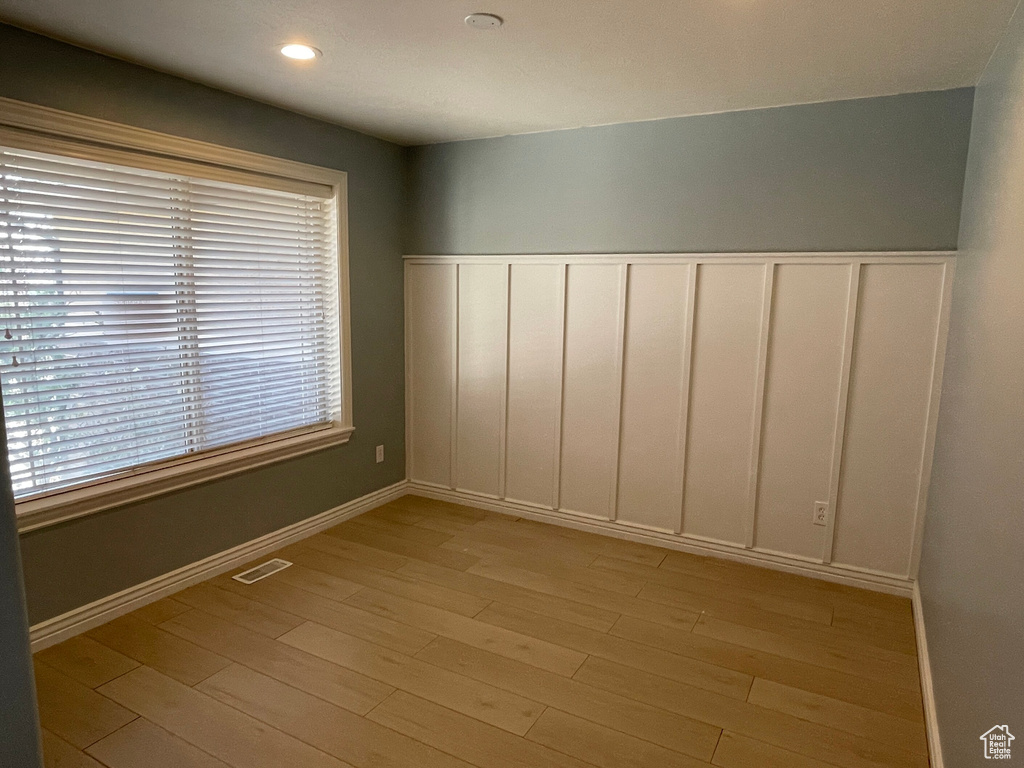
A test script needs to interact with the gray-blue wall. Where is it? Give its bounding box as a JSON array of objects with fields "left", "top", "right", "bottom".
[
  {"left": 0, "top": 23, "right": 407, "bottom": 625},
  {"left": 405, "top": 88, "right": 974, "bottom": 255},
  {"left": 0, "top": 389, "right": 42, "bottom": 767},
  {"left": 919, "top": 6, "right": 1024, "bottom": 766}
]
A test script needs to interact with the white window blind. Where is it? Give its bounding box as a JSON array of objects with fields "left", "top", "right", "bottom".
[{"left": 0, "top": 145, "right": 341, "bottom": 500}]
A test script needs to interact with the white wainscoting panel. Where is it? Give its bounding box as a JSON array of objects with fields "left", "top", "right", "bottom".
[
  {"left": 754, "top": 264, "right": 851, "bottom": 559},
  {"left": 832, "top": 263, "right": 949, "bottom": 576},
  {"left": 405, "top": 263, "right": 455, "bottom": 487},
  {"left": 682, "top": 263, "right": 767, "bottom": 545},
  {"left": 505, "top": 264, "right": 565, "bottom": 507},
  {"left": 617, "top": 264, "right": 692, "bottom": 532},
  {"left": 455, "top": 264, "right": 508, "bottom": 496},
  {"left": 558, "top": 264, "right": 626, "bottom": 519},
  {"left": 405, "top": 252, "right": 954, "bottom": 585}
]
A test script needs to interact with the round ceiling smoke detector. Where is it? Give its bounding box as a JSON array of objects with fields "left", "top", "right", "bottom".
[{"left": 464, "top": 13, "right": 503, "bottom": 30}]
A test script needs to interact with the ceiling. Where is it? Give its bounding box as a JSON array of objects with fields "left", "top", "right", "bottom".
[{"left": 0, "top": 0, "right": 1017, "bottom": 145}]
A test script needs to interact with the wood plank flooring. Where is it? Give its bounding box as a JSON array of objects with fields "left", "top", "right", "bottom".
[{"left": 35, "top": 495, "right": 929, "bottom": 768}]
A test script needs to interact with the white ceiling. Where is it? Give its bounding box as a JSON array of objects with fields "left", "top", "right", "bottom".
[{"left": 0, "top": 0, "right": 1017, "bottom": 145}]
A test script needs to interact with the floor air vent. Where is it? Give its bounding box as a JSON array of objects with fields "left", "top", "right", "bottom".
[{"left": 232, "top": 558, "right": 293, "bottom": 584}]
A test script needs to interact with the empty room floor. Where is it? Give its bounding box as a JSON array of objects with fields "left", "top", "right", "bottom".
[{"left": 32, "top": 495, "right": 929, "bottom": 768}]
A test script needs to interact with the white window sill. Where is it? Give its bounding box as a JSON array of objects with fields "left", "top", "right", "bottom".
[{"left": 15, "top": 425, "right": 354, "bottom": 534}]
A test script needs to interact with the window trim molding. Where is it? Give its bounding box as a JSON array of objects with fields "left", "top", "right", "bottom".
[
  {"left": 0, "top": 97, "right": 355, "bottom": 533},
  {"left": 15, "top": 426, "right": 355, "bottom": 533}
]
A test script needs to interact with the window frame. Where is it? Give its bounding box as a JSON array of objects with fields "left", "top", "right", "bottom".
[{"left": 0, "top": 97, "right": 354, "bottom": 533}]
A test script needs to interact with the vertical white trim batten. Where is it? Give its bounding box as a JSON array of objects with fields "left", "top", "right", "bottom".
[
  {"left": 908, "top": 259, "right": 956, "bottom": 577},
  {"left": 552, "top": 264, "right": 569, "bottom": 510},
  {"left": 498, "top": 264, "right": 512, "bottom": 499},
  {"left": 823, "top": 262, "right": 862, "bottom": 564},
  {"left": 745, "top": 262, "right": 775, "bottom": 549},
  {"left": 449, "top": 265, "right": 460, "bottom": 490},
  {"left": 675, "top": 262, "right": 699, "bottom": 535},
  {"left": 609, "top": 263, "right": 630, "bottom": 521},
  {"left": 403, "top": 260, "right": 413, "bottom": 481}
]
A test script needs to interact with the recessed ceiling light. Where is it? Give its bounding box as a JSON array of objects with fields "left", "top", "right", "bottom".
[
  {"left": 464, "top": 13, "right": 503, "bottom": 30},
  {"left": 280, "top": 43, "right": 321, "bottom": 60}
]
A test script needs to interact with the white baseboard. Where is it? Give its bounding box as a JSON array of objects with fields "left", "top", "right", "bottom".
[
  {"left": 28, "top": 475, "right": 913, "bottom": 639},
  {"left": 28, "top": 476, "right": 937, "bottom": 762},
  {"left": 912, "top": 582, "right": 944, "bottom": 768},
  {"left": 407, "top": 483, "right": 914, "bottom": 597},
  {"left": 29, "top": 480, "right": 408, "bottom": 652}
]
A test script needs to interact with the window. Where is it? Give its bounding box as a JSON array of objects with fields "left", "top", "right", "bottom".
[{"left": 0, "top": 116, "right": 351, "bottom": 525}]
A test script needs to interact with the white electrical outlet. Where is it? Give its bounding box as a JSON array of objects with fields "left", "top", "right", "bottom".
[
  {"left": 375, "top": 445, "right": 384, "bottom": 463},
  {"left": 813, "top": 501, "right": 829, "bottom": 526}
]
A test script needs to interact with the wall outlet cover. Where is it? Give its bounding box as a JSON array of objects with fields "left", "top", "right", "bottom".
[{"left": 813, "top": 501, "right": 829, "bottom": 526}]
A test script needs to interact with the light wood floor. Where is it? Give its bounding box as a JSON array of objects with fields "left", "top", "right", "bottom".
[{"left": 34, "top": 495, "right": 929, "bottom": 768}]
